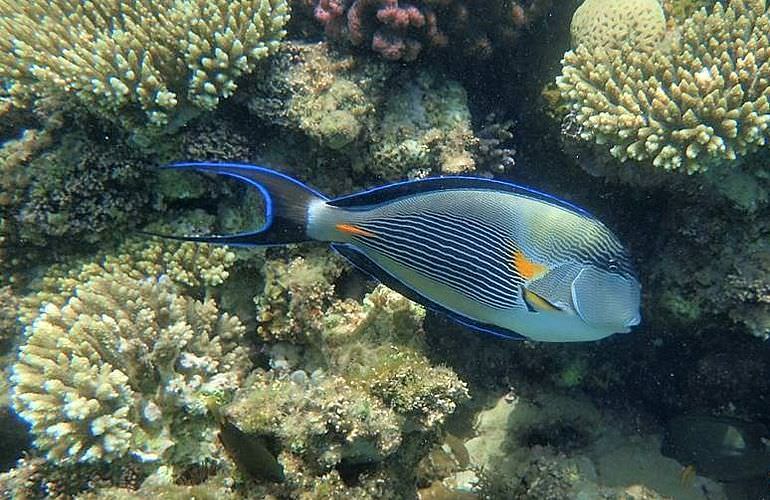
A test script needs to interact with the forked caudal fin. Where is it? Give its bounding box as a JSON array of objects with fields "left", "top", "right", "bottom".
[{"left": 144, "top": 162, "right": 329, "bottom": 246}]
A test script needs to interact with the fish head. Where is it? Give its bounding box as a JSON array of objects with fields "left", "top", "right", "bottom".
[
  {"left": 524, "top": 251, "right": 641, "bottom": 339},
  {"left": 569, "top": 263, "right": 641, "bottom": 332}
]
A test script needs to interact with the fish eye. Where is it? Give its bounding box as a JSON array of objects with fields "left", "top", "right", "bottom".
[{"left": 607, "top": 258, "right": 618, "bottom": 272}]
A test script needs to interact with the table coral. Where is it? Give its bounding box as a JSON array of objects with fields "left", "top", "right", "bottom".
[
  {"left": 556, "top": 0, "right": 770, "bottom": 205},
  {"left": 0, "top": 0, "right": 289, "bottom": 136},
  {"left": 11, "top": 268, "right": 252, "bottom": 466}
]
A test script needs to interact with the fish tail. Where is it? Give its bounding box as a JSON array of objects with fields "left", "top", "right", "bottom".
[{"left": 146, "top": 162, "right": 329, "bottom": 246}]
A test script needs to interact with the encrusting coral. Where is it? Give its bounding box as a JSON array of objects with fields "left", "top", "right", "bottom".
[
  {"left": 556, "top": 0, "right": 770, "bottom": 206},
  {"left": 368, "top": 70, "right": 478, "bottom": 176},
  {"left": 248, "top": 42, "right": 478, "bottom": 178},
  {"left": 10, "top": 267, "right": 252, "bottom": 466},
  {"left": 0, "top": 0, "right": 289, "bottom": 137},
  {"left": 227, "top": 370, "right": 403, "bottom": 471},
  {"left": 247, "top": 42, "right": 392, "bottom": 153},
  {"left": 223, "top": 251, "right": 468, "bottom": 497}
]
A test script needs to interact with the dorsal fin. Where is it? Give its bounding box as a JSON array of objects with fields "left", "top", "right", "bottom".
[{"left": 328, "top": 176, "right": 594, "bottom": 219}]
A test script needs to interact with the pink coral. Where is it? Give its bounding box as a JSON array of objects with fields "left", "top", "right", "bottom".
[
  {"left": 315, "top": 0, "right": 347, "bottom": 37},
  {"left": 344, "top": 0, "right": 443, "bottom": 61},
  {"left": 313, "top": 0, "right": 553, "bottom": 61}
]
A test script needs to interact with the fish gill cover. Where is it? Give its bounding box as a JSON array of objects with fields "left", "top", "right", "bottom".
[{"left": 0, "top": 0, "right": 767, "bottom": 499}]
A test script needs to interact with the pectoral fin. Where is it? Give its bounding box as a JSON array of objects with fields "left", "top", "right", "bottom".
[{"left": 522, "top": 287, "right": 563, "bottom": 313}]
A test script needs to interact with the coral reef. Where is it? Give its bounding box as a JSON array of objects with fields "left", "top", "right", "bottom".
[
  {"left": 650, "top": 204, "right": 770, "bottom": 340},
  {"left": 11, "top": 268, "right": 252, "bottom": 465},
  {"left": 224, "top": 250, "right": 468, "bottom": 497},
  {"left": 16, "top": 132, "right": 154, "bottom": 246},
  {"left": 0, "top": 128, "right": 53, "bottom": 281},
  {"left": 0, "top": 457, "right": 147, "bottom": 499},
  {"left": 255, "top": 248, "right": 346, "bottom": 344},
  {"left": 247, "top": 42, "right": 478, "bottom": 179},
  {"left": 570, "top": 0, "right": 666, "bottom": 52},
  {"left": 0, "top": 0, "right": 767, "bottom": 497},
  {"left": 473, "top": 114, "right": 516, "bottom": 173},
  {"left": 0, "top": 0, "right": 289, "bottom": 138},
  {"left": 313, "top": 0, "right": 553, "bottom": 61},
  {"left": 19, "top": 232, "right": 237, "bottom": 326},
  {"left": 227, "top": 370, "right": 403, "bottom": 469},
  {"left": 247, "top": 41, "right": 392, "bottom": 154},
  {"left": 0, "top": 285, "right": 21, "bottom": 352},
  {"left": 556, "top": 0, "right": 770, "bottom": 207},
  {"left": 663, "top": 0, "right": 718, "bottom": 21},
  {"left": 367, "top": 70, "right": 477, "bottom": 176}
]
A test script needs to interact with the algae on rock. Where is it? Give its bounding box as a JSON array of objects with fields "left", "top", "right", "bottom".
[
  {"left": 226, "top": 250, "right": 469, "bottom": 497},
  {"left": 247, "top": 41, "right": 479, "bottom": 181}
]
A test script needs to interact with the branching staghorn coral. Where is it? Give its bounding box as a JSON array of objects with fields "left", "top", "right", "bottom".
[
  {"left": 556, "top": 0, "right": 770, "bottom": 177},
  {"left": 20, "top": 234, "right": 237, "bottom": 326},
  {"left": 0, "top": 0, "right": 289, "bottom": 135},
  {"left": 11, "top": 268, "right": 252, "bottom": 466}
]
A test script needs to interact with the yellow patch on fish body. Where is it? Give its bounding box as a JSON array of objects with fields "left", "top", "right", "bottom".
[
  {"left": 523, "top": 288, "right": 562, "bottom": 313},
  {"left": 336, "top": 223, "right": 376, "bottom": 238},
  {"left": 512, "top": 248, "right": 548, "bottom": 281}
]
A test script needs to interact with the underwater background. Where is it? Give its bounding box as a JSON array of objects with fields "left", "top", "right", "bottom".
[{"left": 0, "top": 0, "right": 768, "bottom": 498}]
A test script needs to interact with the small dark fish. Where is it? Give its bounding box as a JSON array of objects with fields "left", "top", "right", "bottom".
[
  {"left": 219, "top": 419, "right": 285, "bottom": 483},
  {"left": 662, "top": 415, "right": 770, "bottom": 482},
  {"left": 151, "top": 162, "right": 641, "bottom": 342}
]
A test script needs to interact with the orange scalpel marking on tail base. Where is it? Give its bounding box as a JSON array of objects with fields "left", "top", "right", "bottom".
[
  {"left": 512, "top": 249, "right": 548, "bottom": 280},
  {"left": 336, "top": 224, "right": 376, "bottom": 238}
]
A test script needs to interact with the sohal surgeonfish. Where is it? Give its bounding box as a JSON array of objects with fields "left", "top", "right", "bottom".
[{"left": 153, "top": 162, "right": 641, "bottom": 342}]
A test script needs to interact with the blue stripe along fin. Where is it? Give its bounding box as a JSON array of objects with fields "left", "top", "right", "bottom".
[
  {"left": 328, "top": 175, "right": 594, "bottom": 219},
  {"left": 146, "top": 162, "right": 328, "bottom": 246},
  {"left": 331, "top": 243, "right": 525, "bottom": 341}
]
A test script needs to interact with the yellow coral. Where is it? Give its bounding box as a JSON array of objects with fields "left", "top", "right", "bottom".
[
  {"left": 571, "top": 0, "right": 667, "bottom": 52},
  {"left": 0, "top": 0, "right": 289, "bottom": 128},
  {"left": 557, "top": 0, "right": 770, "bottom": 174}
]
